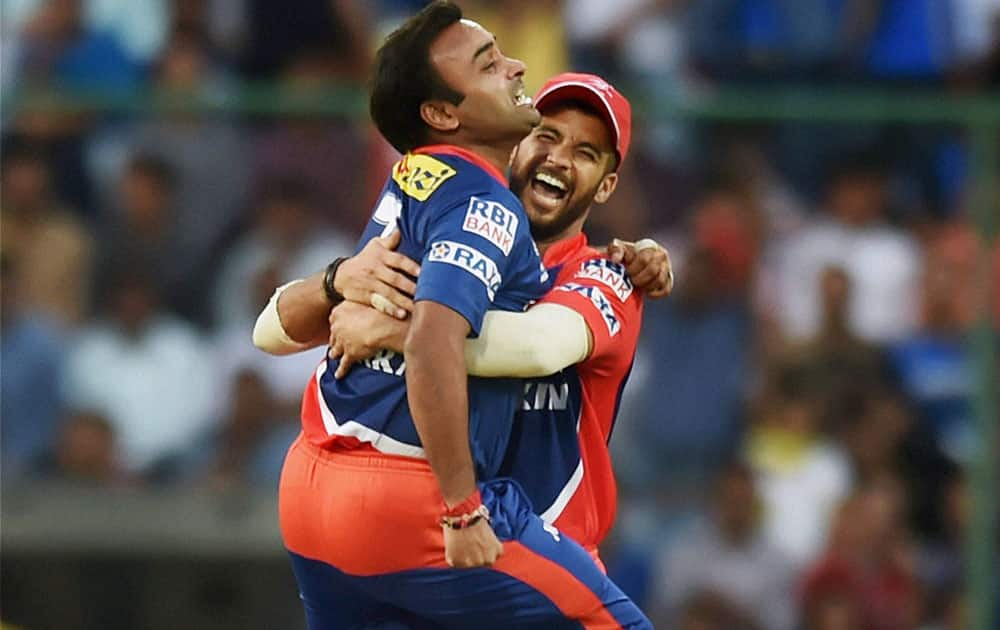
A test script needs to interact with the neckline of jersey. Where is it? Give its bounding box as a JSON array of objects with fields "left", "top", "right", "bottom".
[
  {"left": 542, "top": 232, "right": 589, "bottom": 268},
  {"left": 412, "top": 144, "right": 508, "bottom": 187}
]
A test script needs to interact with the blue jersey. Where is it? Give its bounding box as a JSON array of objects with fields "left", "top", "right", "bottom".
[{"left": 300, "top": 145, "right": 551, "bottom": 479}]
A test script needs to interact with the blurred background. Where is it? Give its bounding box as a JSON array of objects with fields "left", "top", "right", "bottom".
[{"left": 1, "top": 0, "right": 998, "bottom": 628}]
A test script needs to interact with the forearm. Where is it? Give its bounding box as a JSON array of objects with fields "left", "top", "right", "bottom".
[
  {"left": 276, "top": 271, "right": 337, "bottom": 344},
  {"left": 405, "top": 303, "right": 477, "bottom": 507},
  {"left": 253, "top": 280, "right": 323, "bottom": 354},
  {"left": 464, "top": 304, "right": 591, "bottom": 377}
]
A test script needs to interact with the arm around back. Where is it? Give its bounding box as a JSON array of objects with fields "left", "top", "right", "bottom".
[{"left": 464, "top": 303, "right": 591, "bottom": 377}]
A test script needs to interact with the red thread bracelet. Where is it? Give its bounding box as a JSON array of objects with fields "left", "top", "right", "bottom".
[
  {"left": 442, "top": 489, "right": 482, "bottom": 518},
  {"left": 440, "top": 505, "right": 491, "bottom": 530}
]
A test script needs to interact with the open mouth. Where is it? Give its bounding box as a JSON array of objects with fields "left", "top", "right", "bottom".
[
  {"left": 530, "top": 171, "right": 569, "bottom": 203},
  {"left": 513, "top": 83, "right": 533, "bottom": 107}
]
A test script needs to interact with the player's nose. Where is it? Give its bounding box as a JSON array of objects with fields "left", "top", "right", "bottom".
[
  {"left": 544, "top": 143, "right": 572, "bottom": 169},
  {"left": 505, "top": 56, "right": 526, "bottom": 80}
]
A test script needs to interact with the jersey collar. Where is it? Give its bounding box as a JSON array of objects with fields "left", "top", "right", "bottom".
[
  {"left": 413, "top": 144, "right": 508, "bottom": 187},
  {"left": 542, "top": 232, "right": 589, "bottom": 268}
]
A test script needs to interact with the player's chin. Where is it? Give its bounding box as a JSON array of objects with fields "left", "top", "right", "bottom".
[
  {"left": 510, "top": 104, "right": 540, "bottom": 131},
  {"left": 526, "top": 208, "right": 564, "bottom": 235},
  {"left": 522, "top": 197, "right": 560, "bottom": 223}
]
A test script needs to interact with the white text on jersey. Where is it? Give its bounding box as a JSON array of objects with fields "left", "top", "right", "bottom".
[{"left": 523, "top": 381, "right": 570, "bottom": 411}]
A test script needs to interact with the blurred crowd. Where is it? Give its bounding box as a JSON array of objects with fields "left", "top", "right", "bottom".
[{"left": 1, "top": 1, "right": 999, "bottom": 629}]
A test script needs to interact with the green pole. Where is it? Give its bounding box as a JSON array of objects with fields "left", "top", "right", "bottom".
[{"left": 966, "top": 121, "right": 999, "bottom": 630}]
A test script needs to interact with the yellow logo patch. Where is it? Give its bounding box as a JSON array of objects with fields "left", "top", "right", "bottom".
[{"left": 392, "top": 154, "right": 457, "bottom": 201}]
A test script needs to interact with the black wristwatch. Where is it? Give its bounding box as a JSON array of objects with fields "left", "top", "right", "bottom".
[{"left": 322, "top": 257, "right": 349, "bottom": 305}]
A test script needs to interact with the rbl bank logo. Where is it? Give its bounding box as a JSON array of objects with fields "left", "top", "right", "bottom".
[{"left": 462, "top": 197, "right": 519, "bottom": 256}]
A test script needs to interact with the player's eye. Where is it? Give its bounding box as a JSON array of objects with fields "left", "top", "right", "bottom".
[
  {"left": 483, "top": 61, "right": 496, "bottom": 72},
  {"left": 577, "top": 149, "right": 598, "bottom": 162}
]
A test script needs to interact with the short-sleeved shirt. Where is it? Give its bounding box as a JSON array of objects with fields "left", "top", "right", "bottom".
[
  {"left": 300, "top": 145, "right": 551, "bottom": 479},
  {"left": 498, "top": 232, "right": 643, "bottom": 549}
]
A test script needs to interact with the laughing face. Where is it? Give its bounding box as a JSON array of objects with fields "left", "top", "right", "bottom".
[
  {"left": 429, "top": 19, "right": 540, "bottom": 147},
  {"left": 509, "top": 103, "right": 619, "bottom": 244}
]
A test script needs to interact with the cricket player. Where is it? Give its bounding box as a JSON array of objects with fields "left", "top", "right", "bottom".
[
  {"left": 327, "top": 73, "right": 665, "bottom": 568},
  {"left": 253, "top": 3, "right": 651, "bottom": 628}
]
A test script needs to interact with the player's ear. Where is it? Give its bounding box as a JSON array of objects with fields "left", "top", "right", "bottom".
[
  {"left": 420, "top": 100, "right": 460, "bottom": 133},
  {"left": 508, "top": 143, "right": 519, "bottom": 168},
  {"left": 593, "top": 172, "right": 618, "bottom": 204}
]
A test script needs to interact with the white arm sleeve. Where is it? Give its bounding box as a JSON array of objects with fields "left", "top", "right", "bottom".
[
  {"left": 252, "top": 280, "right": 317, "bottom": 355},
  {"left": 464, "top": 303, "right": 592, "bottom": 377}
]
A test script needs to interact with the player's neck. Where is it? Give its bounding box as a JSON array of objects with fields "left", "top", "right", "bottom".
[
  {"left": 426, "top": 131, "right": 516, "bottom": 182},
  {"left": 535, "top": 218, "right": 588, "bottom": 256},
  {"left": 452, "top": 140, "right": 515, "bottom": 179}
]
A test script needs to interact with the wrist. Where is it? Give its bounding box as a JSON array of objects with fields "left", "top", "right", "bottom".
[
  {"left": 443, "top": 488, "right": 482, "bottom": 516},
  {"left": 440, "top": 489, "right": 489, "bottom": 530},
  {"left": 322, "top": 257, "right": 349, "bottom": 305},
  {"left": 440, "top": 504, "right": 490, "bottom": 530}
]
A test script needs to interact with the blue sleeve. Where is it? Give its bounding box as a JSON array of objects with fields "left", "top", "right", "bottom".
[{"left": 414, "top": 194, "right": 523, "bottom": 336}]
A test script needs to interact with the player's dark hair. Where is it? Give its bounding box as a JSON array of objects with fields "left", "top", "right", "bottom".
[{"left": 369, "top": 1, "right": 465, "bottom": 154}]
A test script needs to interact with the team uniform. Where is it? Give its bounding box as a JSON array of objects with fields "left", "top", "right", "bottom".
[
  {"left": 279, "top": 145, "right": 650, "bottom": 629},
  {"left": 501, "top": 234, "right": 643, "bottom": 560}
]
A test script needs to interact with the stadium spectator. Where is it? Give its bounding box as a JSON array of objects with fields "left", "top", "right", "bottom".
[
  {"left": 801, "top": 478, "right": 922, "bottom": 630},
  {"left": 0, "top": 142, "right": 94, "bottom": 327},
  {"left": 838, "top": 389, "right": 912, "bottom": 485},
  {"left": 773, "top": 151, "right": 923, "bottom": 344},
  {"left": 94, "top": 154, "right": 193, "bottom": 319},
  {"left": 212, "top": 178, "right": 353, "bottom": 330},
  {"left": 10, "top": 0, "right": 142, "bottom": 90},
  {"left": 746, "top": 364, "right": 852, "bottom": 567},
  {"left": 84, "top": 0, "right": 169, "bottom": 66},
  {"left": 37, "top": 411, "right": 123, "bottom": 485},
  {"left": 180, "top": 368, "right": 299, "bottom": 488},
  {"left": 688, "top": 0, "right": 841, "bottom": 81},
  {"left": 63, "top": 267, "right": 218, "bottom": 477},
  {"left": 128, "top": 26, "right": 250, "bottom": 322},
  {"left": 0, "top": 254, "right": 65, "bottom": 479},
  {"left": 652, "top": 460, "right": 796, "bottom": 630},
  {"left": 772, "top": 266, "right": 886, "bottom": 432},
  {"left": 889, "top": 229, "right": 978, "bottom": 464},
  {"left": 848, "top": 0, "right": 956, "bottom": 82},
  {"left": 240, "top": 0, "right": 371, "bottom": 80},
  {"left": 619, "top": 247, "right": 752, "bottom": 483},
  {"left": 673, "top": 591, "right": 764, "bottom": 630},
  {"left": 250, "top": 50, "right": 371, "bottom": 232},
  {"left": 212, "top": 178, "right": 350, "bottom": 418}
]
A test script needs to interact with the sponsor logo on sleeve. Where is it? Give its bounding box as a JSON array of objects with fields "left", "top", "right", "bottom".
[
  {"left": 428, "top": 240, "right": 502, "bottom": 300},
  {"left": 574, "top": 258, "right": 633, "bottom": 302},
  {"left": 555, "top": 282, "right": 621, "bottom": 336},
  {"left": 392, "top": 154, "right": 457, "bottom": 201},
  {"left": 462, "top": 197, "right": 519, "bottom": 256}
]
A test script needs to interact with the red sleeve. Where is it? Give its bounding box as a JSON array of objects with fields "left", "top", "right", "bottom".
[{"left": 538, "top": 256, "right": 643, "bottom": 371}]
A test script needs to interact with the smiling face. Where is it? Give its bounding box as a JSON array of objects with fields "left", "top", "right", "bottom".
[
  {"left": 427, "top": 19, "right": 539, "bottom": 147},
  {"left": 509, "top": 103, "right": 618, "bottom": 244}
]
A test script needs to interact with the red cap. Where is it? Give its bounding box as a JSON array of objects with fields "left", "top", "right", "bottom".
[{"left": 533, "top": 72, "right": 632, "bottom": 168}]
